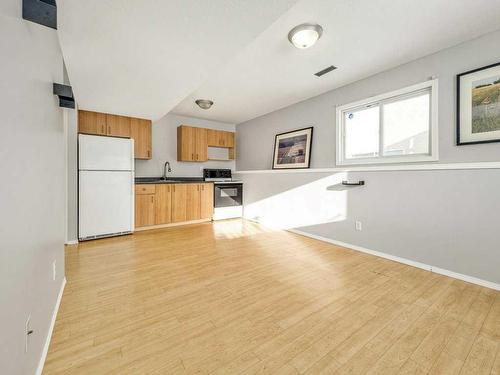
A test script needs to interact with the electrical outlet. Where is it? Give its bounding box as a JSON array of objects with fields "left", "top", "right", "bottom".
[
  {"left": 52, "top": 260, "right": 56, "bottom": 281},
  {"left": 355, "top": 221, "right": 362, "bottom": 231},
  {"left": 25, "top": 315, "right": 31, "bottom": 353}
]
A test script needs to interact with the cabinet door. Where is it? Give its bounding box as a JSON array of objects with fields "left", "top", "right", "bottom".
[
  {"left": 78, "top": 110, "right": 107, "bottom": 135},
  {"left": 171, "top": 184, "right": 188, "bottom": 222},
  {"left": 207, "top": 129, "right": 219, "bottom": 147},
  {"left": 186, "top": 184, "right": 201, "bottom": 221},
  {"left": 224, "top": 131, "right": 235, "bottom": 148},
  {"left": 195, "top": 128, "right": 208, "bottom": 161},
  {"left": 200, "top": 183, "right": 214, "bottom": 219},
  {"left": 155, "top": 184, "right": 172, "bottom": 225},
  {"left": 130, "top": 118, "right": 152, "bottom": 159},
  {"left": 106, "top": 114, "right": 131, "bottom": 138},
  {"left": 177, "top": 126, "right": 196, "bottom": 161},
  {"left": 135, "top": 194, "right": 155, "bottom": 227}
]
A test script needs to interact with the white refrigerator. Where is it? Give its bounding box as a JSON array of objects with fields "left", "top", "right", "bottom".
[{"left": 78, "top": 134, "right": 134, "bottom": 240}]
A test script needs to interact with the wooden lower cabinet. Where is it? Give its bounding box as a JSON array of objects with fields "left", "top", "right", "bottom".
[
  {"left": 186, "top": 184, "right": 201, "bottom": 221},
  {"left": 200, "top": 183, "right": 214, "bottom": 219},
  {"left": 135, "top": 183, "right": 214, "bottom": 229},
  {"left": 135, "top": 194, "right": 155, "bottom": 227},
  {"left": 171, "top": 184, "right": 188, "bottom": 223},
  {"left": 155, "top": 184, "right": 172, "bottom": 225}
]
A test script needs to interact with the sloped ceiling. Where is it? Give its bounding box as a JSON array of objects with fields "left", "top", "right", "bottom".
[
  {"left": 57, "top": 0, "right": 298, "bottom": 120},
  {"left": 59, "top": 0, "right": 500, "bottom": 123}
]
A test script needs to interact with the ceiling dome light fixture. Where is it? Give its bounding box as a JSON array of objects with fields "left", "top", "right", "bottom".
[
  {"left": 288, "top": 23, "right": 323, "bottom": 49},
  {"left": 195, "top": 99, "right": 214, "bottom": 110}
]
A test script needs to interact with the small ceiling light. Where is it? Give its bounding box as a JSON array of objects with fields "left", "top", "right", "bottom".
[
  {"left": 195, "top": 99, "right": 214, "bottom": 110},
  {"left": 288, "top": 23, "right": 323, "bottom": 49}
]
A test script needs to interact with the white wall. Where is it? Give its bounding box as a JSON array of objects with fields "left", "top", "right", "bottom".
[
  {"left": 65, "top": 108, "right": 78, "bottom": 244},
  {"left": 235, "top": 30, "right": 500, "bottom": 287},
  {"left": 135, "top": 113, "right": 235, "bottom": 177},
  {"left": 0, "top": 2, "right": 66, "bottom": 374}
]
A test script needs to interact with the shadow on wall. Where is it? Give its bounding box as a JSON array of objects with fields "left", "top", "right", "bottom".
[{"left": 243, "top": 173, "right": 350, "bottom": 229}]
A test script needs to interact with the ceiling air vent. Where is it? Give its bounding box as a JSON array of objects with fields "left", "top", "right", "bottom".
[
  {"left": 314, "top": 65, "right": 337, "bottom": 77},
  {"left": 23, "top": 0, "right": 57, "bottom": 30}
]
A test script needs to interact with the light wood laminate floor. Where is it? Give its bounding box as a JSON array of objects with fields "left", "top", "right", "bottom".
[{"left": 44, "top": 220, "right": 499, "bottom": 374}]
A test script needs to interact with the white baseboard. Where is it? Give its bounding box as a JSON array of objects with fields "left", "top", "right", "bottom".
[
  {"left": 287, "top": 228, "right": 500, "bottom": 291},
  {"left": 65, "top": 240, "right": 78, "bottom": 245},
  {"left": 36, "top": 277, "right": 66, "bottom": 375}
]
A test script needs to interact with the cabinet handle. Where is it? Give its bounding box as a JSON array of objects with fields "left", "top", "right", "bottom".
[
  {"left": 147, "top": 150, "right": 151, "bottom": 158},
  {"left": 196, "top": 153, "right": 199, "bottom": 160},
  {"left": 151, "top": 196, "right": 153, "bottom": 203},
  {"left": 192, "top": 153, "right": 194, "bottom": 160},
  {"left": 108, "top": 125, "right": 111, "bottom": 134}
]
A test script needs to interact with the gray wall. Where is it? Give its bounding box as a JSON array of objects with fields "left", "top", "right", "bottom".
[
  {"left": 235, "top": 30, "right": 500, "bottom": 285},
  {"left": 135, "top": 113, "right": 235, "bottom": 177},
  {"left": 0, "top": 2, "right": 66, "bottom": 374},
  {"left": 237, "top": 29, "right": 500, "bottom": 171}
]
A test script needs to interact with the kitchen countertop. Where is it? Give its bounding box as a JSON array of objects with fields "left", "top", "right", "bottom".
[{"left": 135, "top": 177, "right": 208, "bottom": 185}]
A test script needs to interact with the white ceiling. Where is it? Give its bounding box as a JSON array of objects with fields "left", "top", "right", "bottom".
[
  {"left": 57, "top": 0, "right": 298, "bottom": 120},
  {"left": 173, "top": 0, "right": 500, "bottom": 123},
  {"left": 59, "top": 0, "right": 500, "bottom": 124}
]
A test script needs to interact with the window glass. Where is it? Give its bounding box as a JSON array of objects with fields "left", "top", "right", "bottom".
[
  {"left": 344, "top": 106, "right": 380, "bottom": 159},
  {"left": 383, "top": 92, "right": 430, "bottom": 156}
]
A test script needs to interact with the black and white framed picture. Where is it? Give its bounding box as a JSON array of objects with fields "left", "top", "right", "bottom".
[
  {"left": 457, "top": 62, "right": 500, "bottom": 145},
  {"left": 272, "top": 127, "right": 313, "bottom": 169}
]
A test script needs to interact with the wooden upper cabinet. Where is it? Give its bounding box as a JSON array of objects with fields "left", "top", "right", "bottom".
[
  {"left": 177, "top": 126, "right": 208, "bottom": 162},
  {"left": 78, "top": 110, "right": 107, "bottom": 135},
  {"left": 78, "top": 110, "right": 152, "bottom": 159},
  {"left": 207, "top": 129, "right": 219, "bottom": 147},
  {"left": 155, "top": 184, "right": 172, "bottom": 225},
  {"left": 171, "top": 184, "right": 188, "bottom": 223},
  {"left": 195, "top": 128, "right": 208, "bottom": 161},
  {"left": 106, "top": 114, "right": 131, "bottom": 138},
  {"left": 206, "top": 129, "right": 235, "bottom": 148},
  {"left": 200, "top": 183, "right": 214, "bottom": 219},
  {"left": 130, "top": 118, "right": 152, "bottom": 159},
  {"left": 177, "top": 126, "right": 195, "bottom": 161},
  {"left": 224, "top": 131, "right": 235, "bottom": 148}
]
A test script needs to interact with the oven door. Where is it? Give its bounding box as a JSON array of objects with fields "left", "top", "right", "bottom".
[{"left": 214, "top": 184, "right": 242, "bottom": 208}]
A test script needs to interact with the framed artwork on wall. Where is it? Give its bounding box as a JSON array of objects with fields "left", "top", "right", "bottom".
[
  {"left": 272, "top": 127, "right": 313, "bottom": 169},
  {"left": 457, "top": 62, "right": 500, "bottom": 145}
]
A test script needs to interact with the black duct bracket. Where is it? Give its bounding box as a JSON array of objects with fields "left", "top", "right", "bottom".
[
  {"left": 53, "top": 83, "right": 75, "bottom": 109},
  {"left": 23, "top": 0, "right": 57, "bottom": 30}
]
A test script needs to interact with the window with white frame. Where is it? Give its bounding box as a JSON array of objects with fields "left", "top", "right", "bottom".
[{"left": 336, "top": 79, "right": 438, "bottom": 165}]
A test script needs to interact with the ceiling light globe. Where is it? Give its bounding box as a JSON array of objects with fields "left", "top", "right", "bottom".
[
  {"left": 195, "top": 99, "right": 214, "bottom": 110},
  {"left": 288, "top": 24, "right": 323, "bottom": 49}
]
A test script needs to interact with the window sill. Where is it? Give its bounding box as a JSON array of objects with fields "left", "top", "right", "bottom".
[{"left": 336, "top": 154, "right": 438, "bottom": 166}]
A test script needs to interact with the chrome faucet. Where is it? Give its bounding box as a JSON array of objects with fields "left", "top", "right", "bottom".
[{"left": 162, "top": 161, "right": 172, "bottom": 180}]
